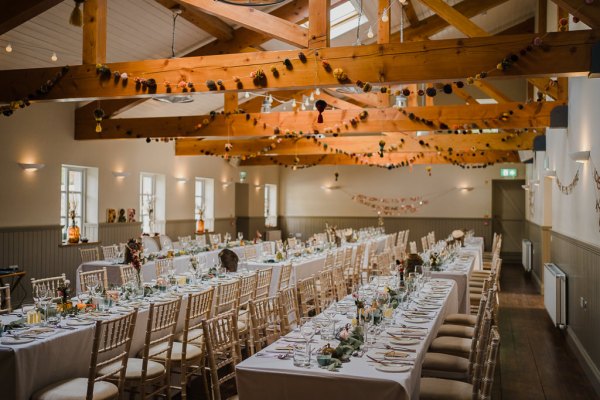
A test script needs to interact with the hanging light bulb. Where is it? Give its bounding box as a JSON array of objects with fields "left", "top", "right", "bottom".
[
  {"left": 5, "top": 43, "right": 12, "bottom": 53},
  {"left": 381, "top": 9, "right": 389, "bottom": 22},
  {"left": 315, "top": 88, "right": 321, "bottom": 95},
  {"left": 304, "top": 97, "right": 310, "bottom": 106},
  {"left": 244, "top": 92, "right": 250, "bottom": 98},
  {"left": 267, "top": 94, "right": 273, "bottom": 104},
  {"left": 282, "top": 104, "right": 287, "bottom": 111},
  {"left": 309, "top": 92, "right": 315, "bottom": 102},
  {"left": 301, "top": 103, "right": 306, "bottom": 111},
  {"left": 354, "top": 38, "right": 362, "bottom": 46},
  {"left": 260, "top": 98, "right": 271, "bottom": 113},
  {"left": 51, "top": 52, "right": 58, "bottom": 62},
  {"left": 291, "top": 98, "right": 297, "bottom": 107},
  {"left": 399, "top": 0, "right": 408, "bottom": 5},
  {"left": 367, "top": 26, "right": 374, "bottom": 38}
]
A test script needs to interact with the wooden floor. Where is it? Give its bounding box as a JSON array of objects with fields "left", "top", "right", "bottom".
[{"left": 494, "top": 263, "right": 599, "bottom": 399}]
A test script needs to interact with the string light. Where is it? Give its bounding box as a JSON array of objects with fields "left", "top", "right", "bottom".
[
  {"left": 51, "top": 52, "right": 58, "bottom": 62},
  {"left": 291, "top": 98, "right": 296, "bottom": 107},
  {"left": 315, "top": 88, "right": 321, "bottom": 95},
  {"left": 367, "top": 26, "right": 374, "bottom": 39},
  {"left": 381, "top": 9, "right": 389, "bottom": 23},
  {"left": 301, "top": 103, "right": 306, "bottom": 111},
  {"left": 309, "top": 91, "right": 315, "bottom": 101},
  {"left": 244, "top": 92, "right": 250, "bottom": 98},
  {"left": 5, "top": 43, "right": 12, "bottom": 53}
]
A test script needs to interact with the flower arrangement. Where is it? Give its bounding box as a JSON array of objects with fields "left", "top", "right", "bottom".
[
  {"left": 125, "top": 238, "right": 144, "bottom": 275},
  {"left": 57, "top": 279, "right": 71, "bottom": 303}
]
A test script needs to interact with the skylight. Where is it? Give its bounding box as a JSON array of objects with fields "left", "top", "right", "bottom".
[{"left": 301, "top": 1, "right": 368, "bottom": 39}]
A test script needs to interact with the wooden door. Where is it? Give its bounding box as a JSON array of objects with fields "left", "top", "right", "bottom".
[{"left": 492, "top": 179, "right": 526, "bottom": 262}]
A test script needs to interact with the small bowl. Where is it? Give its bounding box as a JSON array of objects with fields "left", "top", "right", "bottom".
[{"left": 316, "top": 354, "right": 332, "bottom": 367}]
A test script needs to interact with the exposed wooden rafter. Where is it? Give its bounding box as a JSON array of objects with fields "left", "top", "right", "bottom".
[
  {"left": 75, "top": 102, "right": 558, "bottom": 140},
  {"left": 308, "top": 0, "right": 330, "bottom": 48},
  {"left": 82, "top": 0, "right": 107, "bottom": 65},
  {"left": 3, "top": 30, "right": 595, "bottom": 103},
  {"left": 237, "top": 152, "right": 521, "bottom": 166},
  {"left": 176, "top": 0, "right": 309, "bottom": 47},
  {"left": 550, "top": 0, "right": 600, "bottom": 29},
  {"left": 419, "top": 0, "right": 490, "bottom": 37},
  {"left": 155, "top": 0, "right": 234, "bottom": 41},
  {"left": 0, "top": 0, "right": 63, "bottom": 36},
  {"left": 175, "top": 130, "right": 539, "bottom": 157}
]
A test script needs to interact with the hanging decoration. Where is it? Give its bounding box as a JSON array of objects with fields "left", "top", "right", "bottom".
[
  {"left": 556, "top": 167, "right": 580, "bottom": 195},
  {"left": 351, "top": 194, "right": 428, "bottom": 216},
  {"left": 315, "top": 99, "right": 327, "bottom": 123},
  {"left": 93, "top": 106, "right": 105, "bottom": 133},
  {"left": 69, "top": 0, "right": 86, "bottom": 27},
  {"left": 592, "top": 159, "right": 600, "bottom": 231}
]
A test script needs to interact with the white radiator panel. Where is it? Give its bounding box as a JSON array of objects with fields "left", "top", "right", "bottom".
[
  {"left": 522, "top": 239, "right": 532, "bottom": 272},
  {"left": 544, "top": 263, "right": 567, "bottom": 328}
]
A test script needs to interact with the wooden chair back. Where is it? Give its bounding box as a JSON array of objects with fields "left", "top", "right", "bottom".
[
  {"left": 477, "top": 326, "right": 501, "bottom": 400},
  {"left": 318, "top": 269, "right": 335, "bottom": 310},
  {"left": 278, "top": 286, "right": 300, "bottom": 334},
  {"left": 0, "top": 284, "right": 11, "bottom": 315},
  {"left": 244, "top": 246, "right": 258, "bottom": 261},
  {"left": 277, "top": 263, "right": 293, "bottom": 291},
  {"left": 31, "top": 274, "right": 66, "bottom": 298},
  {"left": 261, "top": 242, "right": 273, "bottom": 255},
  {"left": 238, "top": 273, "right": 258, "bottom": 311},
  {"left": 91, "top": 310, "right": 138, "bottom": 399},
  {"left": 471, "top": 310, "right": 494, "bottom": 397},
  {"left": 332, "top": 266, "right": 347, "bottom": 301},
  {"left": 297, "top": 276, "right": 320, "bottom": 317},
  {"left": 101, "top": 245, "right": 119, "bottom": 261},
  {"left": 79, "top": 267, "right": 109, "bottom": 293},
  {"left": 214, "top": 279, "right": 241, "bottom": 316},
  {"left": 421, "top": 236, "right": 429, "bottom": 252},
  {"left": 255, "top": 267, "right": 273, "bottom": 300},
  {"left": 202, "top": 312, "right": 242, "bottom": 400},
  {"left": 80, "top": 247, "right": 100, "bottom": 263},
  {"left": 324, "top": 252, "right": 334, "bottom": 270},
  {"left": 119, "top": 265, "right": 138, "bottom": 285},
  {"left": 249, "top": 296, "right": 283, "bottom": 352},
  {"left": 155, "top": 258, "right": 173, "bottom": 277}
]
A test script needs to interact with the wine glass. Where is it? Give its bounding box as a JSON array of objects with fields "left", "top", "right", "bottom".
[
  {"left": 237, "top": 232, "right": 243, "bottom": 242},
  {"left": 300, "top": 317, "right": 315, "bottom": 359},
  {"left": 87, "top": 275, "right": 99, "bottom": 297}
]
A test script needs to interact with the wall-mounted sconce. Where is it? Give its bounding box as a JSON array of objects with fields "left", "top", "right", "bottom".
[
  {"left": 112, "top": 171, "right": 130, "bottom": 178},
  {"left": 254, "top": 184, "right": 263, "bottom": 190},
  {"left": 18, "top": 163, "right": 45, "bottom": 171},
  {"left": 530, "top": 179, "right": 540, "bottom": 187},
  {"left": 521, "top": 184, "right": 531, "bottom": 191},
  {"left": 569, "top": 150, "right": 590, "bottom": 163},
  {"left": 320, "top": 184, "right": 342, "bottom": 190},
  {"left": 175, "top": 177, "right": 188, "bottom": 183},
  {"left": 544, "top": 169, "right": 557, "bottom": 178},
  {"left": 222, "top": 180, "right": 234, "bottom": 188},
  {"left": 457, "top": 186, "right": 474, "bottom": 192}
]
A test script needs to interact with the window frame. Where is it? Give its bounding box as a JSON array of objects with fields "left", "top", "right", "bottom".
[
  {"left": 264, "top": 183, "right": 278, "bottom": 228},
  {"left": 195, "top": 177, "right": 215, "bottom": 231},
  {"left": 60, "top": 165, "right": 86, "bottom": 242}
]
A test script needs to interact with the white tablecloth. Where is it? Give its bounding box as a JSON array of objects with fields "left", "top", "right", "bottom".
[
  {"left": 431, "top": 251, "right": 476, "bottom": 313},
  {"left": 463, "top": 237, "right": 484, "bottom": 270},
  {"left": 236, "top": 280, "right": 459, "bottom": 400},
  {"left": 76, "top": 243, "right": 266, "bottom": 292}
]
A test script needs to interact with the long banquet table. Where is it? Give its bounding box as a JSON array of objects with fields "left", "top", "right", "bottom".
[
  {"left": 430, "top": 250, "right": 476, "bottom": 313},
  {"left": 236, "top": 278, "right": 459, "bottom": 400}
]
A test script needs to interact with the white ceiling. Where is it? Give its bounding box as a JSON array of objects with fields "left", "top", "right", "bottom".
[{"left": 0, "top": 0, "right": 537, "bottom": 118}]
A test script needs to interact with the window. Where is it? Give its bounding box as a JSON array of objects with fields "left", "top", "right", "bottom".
[
  {"left": 264, "top": 184, "right": 277, "bottom": 228},
  {"left": 60, "top": 165, "right": 99, "bottom": 242},
  {"left": 140, "top": 173, "right": 166, "bottom": 234},
  {"left": 195, "top": 177, "right": 215, "bottom": 231},
  {"left": 301, "top": 1, "right": 368, "bottom": 39}
]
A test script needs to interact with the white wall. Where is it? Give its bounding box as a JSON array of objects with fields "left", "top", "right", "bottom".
[
  {"left": 280, "top": 164, "right": 525, "bottom": 218},
  {"left": 0, "top": 102, "right": 278, "bottom": 228}
]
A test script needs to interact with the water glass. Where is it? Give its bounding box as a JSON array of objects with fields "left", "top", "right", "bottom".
[
  {"left": 320, "top": 318, "right": 336, "bottom": 340},
  {"left": 46, "top": 303, "right": 60, "bottom": 325},
  {"left": 292, "top": 345, "right": 310, "bottom": 367}
]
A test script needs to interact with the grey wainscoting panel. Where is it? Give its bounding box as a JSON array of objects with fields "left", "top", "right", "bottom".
[
  {"left": 524, "top": 220, "right": 543, "bottom": 289},
  {"left": 165, "top": 220, "right": 196, "bottom": 241},
  {"left": 551, "top": 231, "right": 600, "bottom": 392},
  {"left": 98, "top": 222, "right": 142, "bottom": 245},
  {"left": 279, "top": 217, "right": 492, "bottom": 250}
]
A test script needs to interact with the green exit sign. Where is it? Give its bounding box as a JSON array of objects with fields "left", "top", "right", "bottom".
[{"left": 500, "top": 168, "right": 518, "bottom": 178}]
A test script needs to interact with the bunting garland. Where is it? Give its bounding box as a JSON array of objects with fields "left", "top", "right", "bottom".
[
  {"left": 593, "top": 162, "right": 600, "bottom": 231},
  {"left": 351, "top": 194, "right": 428, "bottom": 216},
  {"left": 555, "top": 168, "right": 580, "bottom": 195}
]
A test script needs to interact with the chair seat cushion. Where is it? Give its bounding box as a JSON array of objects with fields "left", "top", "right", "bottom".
[
  {"left": 437, "top": 324, "right": 474, "bottom": 339},
  {"left": 238, "top": 320, "right": 248, "bottom": 333},
  {"left": 421, "top": 352, "right": 469, "bottom": 379},
  {"left": 429, "top": 336, "right": 472, "bottom": 358},
  {"left": 150, "top": 341, "right": 203, "bottom": 362},
  {"left": 443, "top": 313, "right": 477, "bottom": 327},
  {"left": 176, "top": 328, "right": 204, "bottom": 345},
  {"left": 33, "top": 377, "right": 118, "bottom": 400},
  {"left": 98, "top": 358, "right": 164, "bottom": 380},
  {"left": 420, "top": 377, "right": 472, "bottom": 400}
]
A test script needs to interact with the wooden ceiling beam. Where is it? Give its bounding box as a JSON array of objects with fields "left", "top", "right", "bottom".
[
  {"left": 238, "top": 151, "right": 521, "bottom": 166},
  {"left": 0, "top": 0, "right": 63, "bottom": 35},
  {"left": 419, "top": 0, "right": 490, "bottom": 37},
  {"left": 82, "top": 0, "right": 107, "bottom": 65},
  {"left": 175, "top": 131, "right": 539, "bottom": 156},
  {"left": 7, "top": 30, "right": 594, "bottom": 103},
  {"left": 176, "top": 0, "right": 309, "bottom": 48},
  {"left": 75, "top": 102, "right": 557, "bottom": 140},
  {"left": 403, "top": 1, "right": 421, "bottom": 28},
  {"left": 378, "top": 0, "right": 391, "bottom": 44},
  {"left": 396, "top": 0, "right": 510, "bottom": 41},
  {"left": 156, "top": 0, "right": 234, "bottom": 41},
  {"left": 308, "top": 0, "right": 330, "bottom": 48},
  {"left": 550, "top": 0, "right": 600, "bottom": 29}
]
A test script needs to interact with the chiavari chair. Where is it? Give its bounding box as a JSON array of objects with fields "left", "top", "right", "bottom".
[
  {"left": 278, "top": 286, "right": 300, "bottom": 334},
  {"left": 101, "top": 245, "right": 119, "bottom": 261},
  {"left": 276, "top": 263, "right": 293, "bottom": 291},
  {"left": 80, "top": 247, "right": 100, "bottom": 263},
  {"left": 297, "top": 276, "right": 320, "bottom": 317},
  {"left": 31, "top": 274, "right": 66, "bottom": 298},
  {"left": 0, "top": 284, "right": 11, "bottom": 315},
  {"left": 317, "top": 269, "right": 335, "bottom": 310},
  {"left": 332, "top": 266, "right": 347, "bottom": 301},
  {"left": 79, "top": 267, "right": 109, "bottom": 293},
  {"left": 249, "top": 296, "right": 283, "bottom": 352},
  {"left": 255, "top": 267, "right": 273, "bottom": 300},
  {"left": 244, "top": 246, "right": 258, "bottom": 261},
  {"left": 34, "top": 310, "right": 138, "bottom": 400},
  {"left": 155, "top": 258, "right": 174, "bottom": 278},
  {"left": 119, "top": 265, "right": 138, "bottom": 285}
]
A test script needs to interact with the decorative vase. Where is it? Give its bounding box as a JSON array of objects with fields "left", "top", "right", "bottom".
[
  {"left": 196, "top": 218, "right": 205, "bottom": 234},
  {"left": 135, "top": 272, "right": 144, "bottom": 298},
  {"left": 67, "top": 220, "right": 80, "bottom": 244}
]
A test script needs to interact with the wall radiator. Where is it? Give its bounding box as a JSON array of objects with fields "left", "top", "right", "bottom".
[
  {"left": 544, "top": 263, "right": 567, "bottom": 329},
  {"left": 522, "top": 239, "right": 532, "bottom": 272}
]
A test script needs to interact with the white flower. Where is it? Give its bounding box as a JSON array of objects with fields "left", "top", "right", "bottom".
[{"left": 452, "top": 230, "right": 464, "bottom": 239}]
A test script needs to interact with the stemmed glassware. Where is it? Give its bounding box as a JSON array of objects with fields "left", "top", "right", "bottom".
[
  {"left": 237, "top": 232, "right": 243, "bottom": 242},
  {"left": 300, "top": 317, "right": 315, "bottom": 365}
]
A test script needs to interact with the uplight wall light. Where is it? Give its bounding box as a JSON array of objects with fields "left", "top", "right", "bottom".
[
  {"left": 112, "top": 171, "right": 130, "bottom": 178},
  {"left": 18, "top": 163, "right": 45, "bottom": 171},
  {"left": 569, "top": 150, "right": 591, "bottom": 163}
]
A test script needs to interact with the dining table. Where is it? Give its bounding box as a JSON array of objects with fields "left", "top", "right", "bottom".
[{"left": 236, "top": 278, "right": 459, "bottom": 400}]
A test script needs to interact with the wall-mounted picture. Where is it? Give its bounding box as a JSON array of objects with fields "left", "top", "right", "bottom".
[
  {"left": 106, "top": 208, "right": 116, "bottom": 223},
  {"left": 118, "top": 208, "right": 126, "bottom": 223},
  {"left": 127, "top": 208, "right": 136, "bottom": 223}
]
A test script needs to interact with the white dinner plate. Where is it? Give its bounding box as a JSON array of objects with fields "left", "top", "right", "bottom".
[
  {"left": 375, "top": 364, "right": 411, "bottom": 373},
  {"left": 390, "top": 338, "right": 420, "bottom": 345},
  {"left": 1, "top": 337, "right": 35, "bottom": 345},
  {"left": 417, "top": 305, "right": 440, "bottom": 310},
  {"left": 66, "top": 319, "right": 95, "bottom": 326},
  {"left": 403, "top": 317, "right": 431, "bottom": 324}
]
